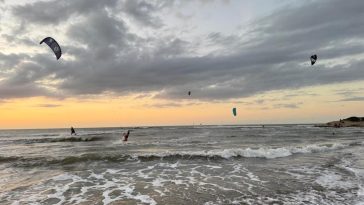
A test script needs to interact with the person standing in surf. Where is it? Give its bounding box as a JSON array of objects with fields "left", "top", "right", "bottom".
[
  {"left": 70, "top": 127, "right": 76, "bottom": 135},
  {"left": 122, "top": 130, "right": 130, "bottom": 142}
]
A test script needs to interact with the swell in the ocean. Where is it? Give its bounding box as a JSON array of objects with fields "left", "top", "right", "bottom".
[
  {"left": 2, "top": 135, "right": 112, "bottom": 145},
  {"left": 2, "top": 142, "right": 360, "bottom": 167}
]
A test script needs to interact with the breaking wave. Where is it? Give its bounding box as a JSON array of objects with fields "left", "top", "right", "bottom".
[
  {"left": 136, "top": 143, "right": 351, "bottom": 160},
  {"left": 1, "top": 142, "right": 359, "bottom": 167}
]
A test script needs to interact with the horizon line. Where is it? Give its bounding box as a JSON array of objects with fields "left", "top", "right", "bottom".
[{"left": 0, "top": 123, "right": 323, "bottom": 131}]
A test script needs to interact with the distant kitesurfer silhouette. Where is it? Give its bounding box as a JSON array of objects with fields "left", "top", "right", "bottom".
[
  {"left": 122, "top": 130, "right": 130, "bottom": 142},
  {"left": 70, "top": 127, "right": 76, "bottom": 135}
]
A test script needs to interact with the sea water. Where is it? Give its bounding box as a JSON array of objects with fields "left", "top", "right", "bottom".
[{"left": 0, "top": 125, "right": 363, "bottom": 204}]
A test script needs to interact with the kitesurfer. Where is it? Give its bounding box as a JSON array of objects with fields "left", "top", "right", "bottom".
[
  {"left": 122, "top": 130, "right": 130, "bottom": 142},
  {"left": 70, "top": 127, "right": 76, "bottom": 135}
]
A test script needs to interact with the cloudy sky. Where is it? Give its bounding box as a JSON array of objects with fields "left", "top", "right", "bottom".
[{"left": 0, "top": 0, "right": 363, "bottom": 128}]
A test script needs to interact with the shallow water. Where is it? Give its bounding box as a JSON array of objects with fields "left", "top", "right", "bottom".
[{"left": 0, "top": 125, "right": 363, "bottom": 204}]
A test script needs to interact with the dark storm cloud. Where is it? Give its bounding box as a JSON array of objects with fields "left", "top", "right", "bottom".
[
  {"left": 12, "top": 0, "right": 171, "bottom": 28},
  {"left": 0, "top": 52, "right": 65, "bottom": 99},
  {"left": 0, "top": 83, "right": 50, "bottom": 99},
  {"left": 156, "top": 0, "right": 364, "bottom": 100},
  {"left": 66, "top": 9, "right": 133, "bottom": 56},
  {"left": 3, "top": 0, "right": 364, "bottom": 101},
  {"left": 12, "top": 0, "right": 118, "bottom": 25},
  {"left": 0, "top": 52, "right": 29, "bottom": 70},
  {"left": 207, "top": 32, "right": 240, "bottom": 48},
  {"left": 122, "top": 0, "right": 166, "bottom": 28}
]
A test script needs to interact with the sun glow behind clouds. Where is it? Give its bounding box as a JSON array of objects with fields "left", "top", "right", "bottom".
[
  {"left": 0, "top": 80, "right": 363, "bottom": 129},
  {"left": 0, "top": 0, "right": 364, "bottom": 128}
]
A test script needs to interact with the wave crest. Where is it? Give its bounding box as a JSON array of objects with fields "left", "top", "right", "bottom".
[
  {"left": 136, "top": 143, "right": 351, "bottom": 160},
  {"left": 22, "top": 136, "right": 106, "bottom": 144},
  {"left": 1, "top": 142, "right": 357, "bottom": 166}
]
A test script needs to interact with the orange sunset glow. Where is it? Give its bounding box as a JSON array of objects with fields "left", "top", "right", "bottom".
[{"left": 0, "top": 0, "right": 363, "bottom": 129}]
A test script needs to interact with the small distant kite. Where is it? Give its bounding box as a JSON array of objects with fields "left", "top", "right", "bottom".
[
  {"left": 188, "top": 91, "right": 191, "bottom": 96},
  {"left": 40, "top": 37, "right": 62, "bottom": 60},
  {"left": 310, "top": 54, "right": 317, "bottom": 65},
  {"left": 232, "top": 108, "right": 237, "bottom": 116}
]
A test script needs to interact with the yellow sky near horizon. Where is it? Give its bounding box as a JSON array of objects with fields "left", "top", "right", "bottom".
[
  {"left": 1, "top": 81, "right": 363, "bottom": 129},
  {"left": 1, "top": 1, "right": 364, "bottom": 129}
]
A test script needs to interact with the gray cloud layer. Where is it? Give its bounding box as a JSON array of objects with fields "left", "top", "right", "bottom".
[{"left": 1, "top": 0, "right": 364, "bottom": 101}]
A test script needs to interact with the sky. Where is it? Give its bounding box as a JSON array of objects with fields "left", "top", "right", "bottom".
[{"left": 0, "top": 0, "right": 364, "bottom": 129}]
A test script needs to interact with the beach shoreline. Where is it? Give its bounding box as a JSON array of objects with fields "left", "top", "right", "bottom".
[{"left": 315, "top": 117, "right": 364, "bottom": 128}]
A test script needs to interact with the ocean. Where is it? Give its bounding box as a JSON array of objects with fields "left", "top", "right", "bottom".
[{"left": 0, "top": 125, "right": 363, "bottom": 205}]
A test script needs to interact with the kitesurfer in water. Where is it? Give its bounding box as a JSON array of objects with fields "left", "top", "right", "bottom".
[
  {"left": 122, "top": 130, "right": 130, "bottom": 142},
  {"left": 70, "top": 127, "right": 76, "bottom": 135}
]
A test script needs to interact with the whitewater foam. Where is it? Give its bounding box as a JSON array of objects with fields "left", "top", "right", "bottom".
[
  {"left": 135, "top": 143, "right": 351, "bottom": 160},
  {"left": 2, "top": 125, "right": 363, "bottom": 205},
  {"left": 316, "top": 170, "right": 355, "bottom": 189}
]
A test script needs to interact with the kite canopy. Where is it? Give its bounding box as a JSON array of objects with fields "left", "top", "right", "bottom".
[
  {"left": 310, "top": 54, "right": 317, "bottom": 65},
  {"left": 40, "top": 37, "right": 62, "bottom": 60},
  {"left": 232, "top": 108, "right": 237, "bottom": 116}
]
